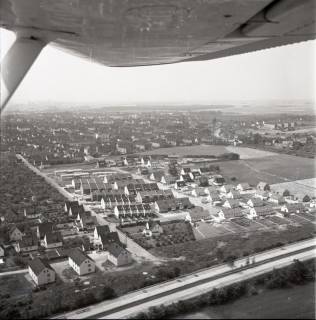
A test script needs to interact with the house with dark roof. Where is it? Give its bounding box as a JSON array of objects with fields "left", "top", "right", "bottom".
[
  {"left": 107, "top": 243, "right": 132, "bottom": 267},
  {"left": 94, "top": 225, "right": 110, "bottom": 241},
  {"left": 247, "top": 198, "right": 265, "bottom": 208},
  {"left": 28, "top": 258, "right": 56, "bottom": 286},
  {"left": 68, "top": 248, "right": 95, "bottom": 275},
  {"left": 95, "top": 231, "right": 121, "bottom": 251},
  {"left": 43, "top": 232, "right": 63, "bottom": 249},
  {"left": 219, "top": 207, "right": 244, "bottom": 220},
  {"left": 16, "top": 233, "right": 39, "bottom": 253},
  {"left": 37, "top": 222, "right": 54, "bottom": 240}
]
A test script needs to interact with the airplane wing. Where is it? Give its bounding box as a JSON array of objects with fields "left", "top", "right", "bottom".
[{"left": 1, "top": 0, "right": 315, "bottom": 110}]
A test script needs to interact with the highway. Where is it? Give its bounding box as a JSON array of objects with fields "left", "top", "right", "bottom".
[{"left": 52, "top": 238, "right": 316, "bottom": 319}]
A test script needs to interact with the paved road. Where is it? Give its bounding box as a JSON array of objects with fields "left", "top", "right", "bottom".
[
  {"left": 0, "top": 268, "right": 28, "bottom": 277},
  {"left": 16, "top": 154, "right": 74, "bottom": 200},
  {"left": 52, "top": 238, "right": 316, "bottom": 319}
]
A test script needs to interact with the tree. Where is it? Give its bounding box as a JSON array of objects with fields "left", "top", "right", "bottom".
[{"left": 102, "top": 286, "right": 116, "bottom": 300}]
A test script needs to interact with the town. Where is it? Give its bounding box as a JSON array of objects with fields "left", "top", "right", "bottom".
[{"left": 0, "top": 108, "right": 315, "bottom": 318}]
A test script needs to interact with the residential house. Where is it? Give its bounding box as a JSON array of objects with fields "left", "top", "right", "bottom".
[
  {"left": 247, "top": 198, "right": 265, "bottom": 208},
  {"left": 268, "top": 194, "right": 286, "bottom": 205},
  {"left": 94, "top": 225, "right": 110, "bottom": 241},
  {"left": 257, "top": 182, "right": 270, "bottom": 191},
  {"left": 180, "top": 168, "right": 191, "bottom": 175},
  {"left": 16, "top": 234, "right": 39, "bottom": 253},
  {"left": 248, "top": 206, "right": 276, "bottom": 219},
  {"left": 161, "top": 175, "right": 178, "bottom": 185},
  {"left": 64, "top": 201, "right": 79, "bottom": 213},
  {"left": 95, "top": 231, "right": 121, "bottom": 251},
  {"left": 43, "top": 232, "right": 63, "bottom": 249},
  {"left": 185, "top": 210, "right": 211, "bottom": 223},
  {"left": 218, "top": 208, "right": 244, "bottom": 220},
  {"left": 24, "top": 207, "right": 41, "bottom": 219},
  {"left": 212, "top": 175, "right": 225, "bottom": 186},
  {"left": 0, "top": 245, "right": 4, "bottom": 257},
  {"left": 142, "top": 221, "right": 164, "bottom": 237},
  {"left": 280, "top": 203, "right": 306, "bottom": 215},
  {"left": 223, "top": 199, "right": 240, "bottom": 209},
  {"left": 107, "top": 243, "right": 132, "bottom": 267},
  {"left": 28, "top": 258, "right": 56, "bottom": 286},
  {"left": 154, "top": 198, "right": 193, "bottom": 213},
  {"left": 207, "top": 192, "right": 222, "bottom": 205},
  {"left": 174, "top": 180, "right": 186, "bottom": 190},
  {"left": 181, "top": 174, "right": 194, "bottom": 183},
  {"left": 220, "top": 184, "right": 234, "bottom": 194},
  {"left": 37, "top": 222, "right": 54, "bottom": 240},
  {"left": 236, "top": 183, "right": 251, "bottom": 192},
  {"left": 191, "top": 187, "right": 207, "bottom": 197},
  {"left": 68, "top": 248, "right": 95, "bottom": 275},
  {"left": 254, "top": 190, "right": 269, "bottom": 200},
  {"left": 9, "top": 226, "right": 23, "bottom": 242}
]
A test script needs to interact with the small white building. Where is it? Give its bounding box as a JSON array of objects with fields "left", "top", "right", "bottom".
[
  {"left": 28, "top": 258, "right": 56, "bottom": 286},
  {"left": 68, "top": 248, "right": 95, "bottom": 276}
]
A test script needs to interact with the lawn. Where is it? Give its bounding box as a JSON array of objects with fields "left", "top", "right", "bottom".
[{"left": 0, "top": 273, "right": 33, "bottom": 297}]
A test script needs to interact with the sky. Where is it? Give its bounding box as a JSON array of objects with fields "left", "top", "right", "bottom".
[{"left": 1, "top": 28, "right": 315, "bottom": 106}]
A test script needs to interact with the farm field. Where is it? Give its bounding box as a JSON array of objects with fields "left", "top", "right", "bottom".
[
  {"left": 219, "top": 154, "right": 316, "bottom": 186},
  {"left": 270, "top": 178, "right": 316, "bottom": 200}
]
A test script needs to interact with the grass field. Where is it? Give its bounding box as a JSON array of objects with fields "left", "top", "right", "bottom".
[{"left": 173, "top": 281, "right": 315, "bottom": 319}]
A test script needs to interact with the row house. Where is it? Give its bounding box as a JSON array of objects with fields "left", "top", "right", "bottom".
[
  {"left": 114, "top": 204, "right": 152, "bottom": 218},
  {"left": 124, "top": 182, "right": 159, "bottom": 196},
  {"left": 101, "top": 194, "right": 136, "bottom": 209}
]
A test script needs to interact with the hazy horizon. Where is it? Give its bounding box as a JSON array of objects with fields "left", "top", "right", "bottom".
[{"left": 1, "top": 28, "right": 315, "bottom": 107}]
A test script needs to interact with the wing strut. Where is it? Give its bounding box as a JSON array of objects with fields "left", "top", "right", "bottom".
[{"left": 1, "top": 34, "right": 46, "bottom": 112}]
